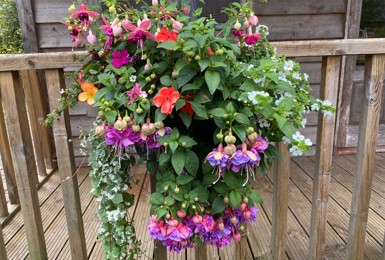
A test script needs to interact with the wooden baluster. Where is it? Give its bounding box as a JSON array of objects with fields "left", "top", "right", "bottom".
[
  {"left": 0, "top": 71, "right": 47, "bottom": 259},
  {"left": 270, "top": 143, "right": 290, "bottom": 259},
  {"left": 196, "top": 244, "right": 208, "bottom": 259},
  {"left": 0, "top": 224, "right": 7, "bottom": 260},
  {"left": 347, "top": 54, "right": 385, "bottom": 260},
  {"left": 308, "top": 56, "right": 341, "bottom": 259},
  {"left": 0, "top": 95, "right": 18, "bottom": 204},
  {"left": 45, "top": 69, "right": 87, "bottom": 259},
  {"left": 235, "top": 223, "right": 248, "bottom": 259}
]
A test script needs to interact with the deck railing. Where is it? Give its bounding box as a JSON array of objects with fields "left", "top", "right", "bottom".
[{"left": 0, "top": 38, "right": 384, "bottom": 259}]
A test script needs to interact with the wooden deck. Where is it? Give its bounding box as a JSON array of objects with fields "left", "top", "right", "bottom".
[{"left": 1, "top": 153, "right": 385, "bottom": 259}]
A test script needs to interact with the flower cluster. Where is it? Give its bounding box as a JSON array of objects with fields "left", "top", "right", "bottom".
[{"left": 48, "top": 0, "right": 335, "bottom": 257}]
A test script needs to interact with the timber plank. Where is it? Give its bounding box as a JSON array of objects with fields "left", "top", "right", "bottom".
[
  {"left": 0, "top": 224, "right": 6, "bottom": 259},
  {"left": 247, "top": 207, "right": 272, "bottom": 259},
  {"left": 0, "top": 169, "right": 7, "bottom": 217},
  {"left": 15, "top": 0, "right": 39, "bottom": 53},
  {"left": 0, "top": 71, "right": 47, "bottom": 259}
]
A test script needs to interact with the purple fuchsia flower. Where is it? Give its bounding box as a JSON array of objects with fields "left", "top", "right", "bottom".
[
  {"left": 205, "top": 144, "right": 231, "bottom": 184},
  {"left": 235, "top": 206, "right": 259, "bottom": 223},
  {"left": 104, "top": 126, "right": 136, "bottom": 148},
  {"left": 70, "top": 4, "right": 99, "bottom": 29},
  {"left": 99, "top": 15, "right": 114, "bottom": 50},
  {"left": 167, "top": 223, "right": 192, "bottom": 242},
  {"left": 229, "top": 143, "right": 260, "bottom": 186},
  {"left": 126, "top": 83, "right": 148, "bottom": 104},
  {"left": 123, "top": 18, "right": 156, "bottom": 51},
  {"left": 163, "top": 239, "right": 192, "bottom": 254},
  {"left": 148, "top": 217, "right": 168, "bottom": 240}
]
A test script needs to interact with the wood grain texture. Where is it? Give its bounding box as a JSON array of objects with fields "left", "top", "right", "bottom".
[
  {"left": 258, "top": 14, "right": 344, "bottom": 40},
  {"left": 37, "top": 23, "right": 73, "bottom": 49},
  {"left": 45, "top": 69, "right": 87, "bottom": 260},
  {"left": 21, "top": 70, "right": 56, "bottom": 171},
  {"left": 0, "top": 168, "right": 8, "bottom": 217},
  {"left": 0, "top": 224, "right": 7, "bottom": 260},
  {"left": 0, "top": 97, "right": 18, "bottom": 204},
  {"left": 253, "top": 0, "right": 346, "bottom": 15},
  {"left": 235, "top": 224, "right": 248, "bottom": 260},
  {"left": 195, "top": 244, "right": 208, "bottom": 260},
  {"left": 0, "top": 71, "right": 47, "bottom": 259},
  {"left": 308, "top": 56, "right": 341, "bottom": 260},
  {"left": 271, "top": 143, "right": 290, "bottom": 259},
  {"left": 347, "top": 55, "right": 385, "bottom": 260},
  {"left": 15, "top": 0, "right": 39, "bottom": 53}
]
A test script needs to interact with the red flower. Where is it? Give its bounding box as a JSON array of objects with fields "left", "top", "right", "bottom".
[
  {"left": 153, "top": 86, "right": 180, "bottom": 114},
  {"left": 180, "top": 93, "right": 195, "bottom": 116},
  {"left": 156, "top": 27, "right": 178, "bottom": 42},
  {"left": 207, "top": 47, "right": 215, "bottom": 56}
]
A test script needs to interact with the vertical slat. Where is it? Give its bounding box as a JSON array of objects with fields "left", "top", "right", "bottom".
[
  {"left": 308, "top": 56, "right": 341, "bottom": 259},
  {"left": 21, "top": 70, "right": 52, "bottom": 175},
  {"left": 0, "top": 71, "right": 47, "bottom": 259},
  {"left": 45, "top": 69, "right": 87, "bottom": 259},
  {"left": 0, "top": 224, "right": 7, "bottom": 260},
  {"left": 270, "top": 142, "right": 290, "bottom": 259},
  {"left": 382, "top": 236, "right": 385, "bottom": 260},
  {"left": 0, "top": 97, "right": 18, "bottom": 204},
  {"left": 235, "top": 224, "right": 248, "bottom": 259},
  {"left": 0, "top": 169, "right": 8, "bottom": 217},
  {"left": 196, "top": 244, "right": 208, "bottom": 260},
  {"left": 347, "top": 54, "right": 385, "bottom": 259}
]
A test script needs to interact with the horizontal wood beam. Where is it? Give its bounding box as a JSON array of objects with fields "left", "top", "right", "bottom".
[{"left": 0, "top": 39, "right": 385, "bottom": 71}]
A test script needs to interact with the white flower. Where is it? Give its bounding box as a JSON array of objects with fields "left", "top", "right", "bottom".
[
  {"left": 278, "top": 71, "right": 288, "bottom": 81},
  {"left": 289, "top": 145, "right": 303, "bottom": 156},
  {"left": 129, "top": 75, "right": 137, "bottom": 82},
  {"left": 305, "top": 138, "right": 312, "bottom": 146},
  {"left": 323, "top": 111, "right": 333, "bottom": 117},
  {"left": 303, "top": 73, "right": 309, "bottom": 80},
  {"left": 322, "top": 100, "right": 332, "bottom": 107},
  {"left": 283, "top": 60, "right": 294, "bottom": 71},
  {"left": 292, "top": 131, "right": 305, "bottom": 141},
  {"left": 292, "top": 72, "right": 301, "bottom": 80},
  {"left": 60, "top": 88, "right": 65, "bottom": 94},
  {"left": 247, "top": 91, "right": 258, "bottom": 105},
  {"left": 301, "top": 118, "right": 307, "bottom": 128},
  {"left": 258, "top": 117, "right": 270, "bottom": 128},
  {"left": 311, "top": 103, "right": 320, "bottom": 111},
  {"left": 247, "top": 64, "right": 255, "bottom": 70},
  {"left": 122, "top": 184, "right": 129, "bottom": 191},
  {"left": 275, "top": 95, "right": 285, "bottom": 106}
]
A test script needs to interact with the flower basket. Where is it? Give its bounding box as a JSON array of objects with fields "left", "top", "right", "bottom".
[{"left": 46, "top": 1, "right": 334, "bottom": 259}]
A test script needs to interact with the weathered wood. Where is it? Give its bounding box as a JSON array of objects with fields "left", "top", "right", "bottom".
[
  {"left": 45, "top": 68, "right": 87, "bottom": 260},
  {"left": 235, "top": 224, "right": 248, "bottom": 260},
  {"left": 21, "top": 70, "right": 56, "bottom": 171},
  {"left": 0, "top": 71, "right": 47, "bottom": 259},
  {"left": 347, "top": 55, "right": 385, "bottom": 260},
  {"left": 270, "top": 143, "right": 290, "bottom": 259},
  {"left": 195, "top": 244, "right": 208, "bottom": 260},
  {"left": 0, "top": 96, "right": 18, "bottom": 204},
  {"left": 15, "top": 0, "right": 39, "bottom": 53},
  {"left": 308, "top": 56, "right": 341, "bottom": 260},
  {"left": 20, "top": 70, "right": 46, "bottom": 176},
  {"left": 0, "top": 224, "right": 7, "bottom": 260},
  {"left": 37, "top": 23, "right": 73, "bottom": 49},
  {"left": 0, "top": 169, "right": 8, "bottom": 217},
  {"left": 382, "top": 235, "right": 385, "bottom": 260}
]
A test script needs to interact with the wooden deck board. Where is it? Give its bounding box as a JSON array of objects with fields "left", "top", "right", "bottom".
[{"left": 2, "top": 154, "right": 385, "bottom": 259}]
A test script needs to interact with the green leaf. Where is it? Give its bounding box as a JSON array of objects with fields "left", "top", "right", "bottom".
[
  {"left": 111, "top": 193, "right": 123, "bottom": 204},
  {"left": 179, "top": 111, "right": 192, "bottom": 128},
  {"left": 274, "top": 113, "right": 288, "bottom": 129},
  {"left": 157, "top": 41, "right": 178, "bottom": 50},
  {"left": 195, "top": 33, "right": 208, "bottom": 48},
  {"left": 160, "top": 75, "right": 176, "bottom": 86},
  {"left": 105, "top": 110, "right": 117, "bottom": 126},
  {"left": 177, "top": 65, "right": 198, "bottom": 88},
  {"left": 156, "top": 207, "right": 168, "bottom": 220},
  {"left": 198, "top": 59, "right": 210, "bottom": 72},
  {"left": 185, "top": 151, "right": 199, "bottom": 176},
  {"left": 249, "top": 189, "right": 263, "bottom": 205},
  {"left": 169, "top": 141, "right": 179, "bottom": 153},
  {"left": 155, "top": 108, "right": 167, "bottom": 122},
  {"left": 205, "top": 70, "right": 221, "bottom": 95},
  {"left": 235, "top": 113, "right": 251, "bottom": 125},
  {"left": 229, "top": 191, "right": 242, "bottom": 208},
  {"left": 202, "top": 172, "right": 217, "bottom": 185},
  {"left": 214, "top": 182, "right": 230, "bottom": 194},
  {"left": 208, "top": 108, "right": 227, "bottom": 117},
  {"left": 175, "top": 59, "right": 189, "bottom": 71},
  {"left": 189, "top": 101, "right": 208, "bottom": 119},
  {"left": 278, "top": 97, "right": 295, "bottom": 111},
  {"left": 171, "top": 149, "right": 186, "bottom": 174},
  {"left": 212, "top": 196, "right": 226, "bottom": 214},
  {"left": 281, "top": 121, "right": 296, "bottom": 140},
  {"left": 197, "top": 188, "right": 209, "bottom": 202},
  {"left": 179, "top": 136, "right": 197, "bottom": 148},
  {"left": 94, "top": 86, "right": 113, "bottom": 102},
  {"left": 232, "top": 124, "right": 246, "bottom": 143},
  {"left": 175, "top": 99, "right": 186, "bottom": 111},
  {"left": 159, "top": 152, "right": 171, "bottom": 166},
  {"left": 224, "top": 171, "right": 244, "bottom": 189},
  {"left": 176, "top": 174, "right": 195, "bottom": 185},
  {"left": 164, "top": 196, "right": 175, "bottom": 206},
  {"left": 150, "top": 192, "right": 165, "bottom": 205}
]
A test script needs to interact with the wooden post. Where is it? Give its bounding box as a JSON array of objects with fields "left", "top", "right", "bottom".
[
  {"left": 0, "top": 224, "right": 7, "bottom": 260},
  {"left": 45, "top": 69, "right": 87, "bottom": 260},
  {"left": 235, "top": 223, "right": 248, "bottom": 260},
  {"left": 346, "top": 54, "right": 385, "bottom": 259},
  {"left": 0, "top": 71, "right": 47, "bottom": 259},
  {"left": 196, "top": 244, "right": 208, "bottom": 259},
  {"left": 0, "top": 96, "right": 18, "bottom": 204},
  {"left": 15, "top": 0, "right": 39, "bottom": 53},
  {"left": 270, "top": 143, "right": 290, "bottom": 259},
  {"left": 308, "top": 56, "right": 341, "bottom": 259},
  {"left": 0, "top": 169, "right": 8, "bottom": 217}
]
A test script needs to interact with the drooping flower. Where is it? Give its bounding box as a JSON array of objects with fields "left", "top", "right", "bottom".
[
  {"left": 250, "top": 135, "right": 268, "bottom": 153},
  {"left": 87, "top": 30, "right": 97, "bottom": 44},
  {"left": 243, "top": 32, "right": 262, "bottom": 45},
  {"left": 111, "top": 49, "right": 130, "bottom": 68},
  {"left": 99, "top": 15, "right": 114, "bottom": 50},
  {"left": 153, "top": 86, "right": 180, "bottom": 114},
  {"left": 124, "top": 18, "right": 156, "bottom": 49},
  {"left": 235, "top": 206, "right": 259, "bottom": 223},
  {"left": 70, "top": 4, "right": 99, "bottom": 29},
  {"left": 78, "top": 82, "right": 98, "bottom": 105},
  {"left": 104, "top": 126, "right": 136, "bottom": 148},
  {"left": 206, "top": 144, "right": 230, "bottom": 168},
  {"left": 156, "top": 27, "right": 178, "bottom": 42},
  {"left": 248, "top": 14, "right": 259, "bottom": 26},
  {"left": 126, "top": 83, "right": 148, "bottom": 104}
]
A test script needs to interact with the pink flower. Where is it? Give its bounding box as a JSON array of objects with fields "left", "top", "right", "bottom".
[
  {"left": 248, "top": 15, "right": 259, "bottom": 26},
  {"left": 243, "top": 32, "right": 262, "bottom": 45},
  {"left": 70, "top": 4, "right": 99, "bottom": 29},
  {"left": 111, "top": 49, "right": 129, "bottom": 68},
  {"left": 87, "top": 30, "right": 96, "bottom": 44},
  {"left": 126, "top": 83, "right": 148, "bottom": 104},
  {"left": 123, "top": 18, "right": 156, "bottom": 48}
]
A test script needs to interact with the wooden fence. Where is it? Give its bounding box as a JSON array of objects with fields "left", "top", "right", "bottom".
[{"left": 0, "top": 38, "right": 384, "bottom": 259}]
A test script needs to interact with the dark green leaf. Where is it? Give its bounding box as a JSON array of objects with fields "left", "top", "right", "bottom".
[
  {"left": 156, "top": 207, "right": 168, "bottom": 220},
  {"left": 179, "top": 111, "right": 192, "bottom": 128},
  {"left": 171, "top": 149, "right": 186, "bottom": 174},
  {"left": 105, "top": 110, "right": 117, "bottom": 126},
  {"left": 159, "top": 152, "right": 171, "bottom": 166},
  {"left": 157, "top": 41, "right": 178, "bottom": 50},
  {"left": 185, "top": 151, "right": 199, "bottom": 176},
  {"left": 169, "top": 141, "right": 179, "bottom": 153},
  {"left": 235, "top": 113, "right": 251, "bottom": 125},
  {"left": 208, "top": 108, "right": 227, "bottom": 117},
  {"left": 150, "top": 192, "right": 165, "bottom": 205},
  {"left": 212, "top": 196, "right": 226, "bottom": 214},
  {"left": 202, "top": 172, "right": 217, "bottom": 185},
  {"left": 198, "top": 59, "right": 210, "bottom": 72},
  {"left": 160, "top": 75, "right": 176, "bottom": 86},
  {"left": 179, "top": 136, "right": 197, "bottom": 148},
  {"left": 224, "top": 172, "right": 242, "bottom": 190},
  {"left": 195, "top": 33, "right": 208, "bottom": 48},
  {"left": 176, "top": 174, "right": 194, "bottom": 185},
  {"left": 205, "top": 70, "right": 221, "bottom": 95},
  {"left": 164, "top": 196, "right": 175, "bottom": 206},
  {"left": 175, "top": 99, "right": 186, "bottom": 111},
  {"left": 214, "top": 182, "right": 230, "bottom": 194},
  {"left": 189, "top": 101, "right": 208, "bottom": 119},
  {"left": 249, "top": 189, "right": 263, "bottom": 205},
  {"left": 177, "top": 65, "right": 198, "bottom": 88},
  {"left": 155, "top": 108, "right": 167, "bottom": 122},
  {"left": 229, "top": 191, "right": 242, "bottom": 208},
  {"left": 232, "top": 124, "right": 246, "bottom": 143}
]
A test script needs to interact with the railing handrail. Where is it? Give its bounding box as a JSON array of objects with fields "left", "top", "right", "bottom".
[{"left": 0, "top": 38, "right": 385, "bottom": 71}]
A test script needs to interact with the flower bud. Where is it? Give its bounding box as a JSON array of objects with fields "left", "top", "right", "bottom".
[
  {"left": 248, "top": 15, "right": 259, "bottom": 26},
  {"left": 247, "top": 127, "right": 255, "bottom": 134},
  {"left": 234, "top": 19, "right": 241, "bottom": 30},
  {"left": 73, "top": 37, "right": 82, "bottom": 48},
  {"left": 144, "top": 60, "right": 152, "bottom": 71},
  {"left": 154, "top": 121, "right": 164, "bottom": 130},
  {"left": 224, "top": 144, "right": 236, "bottom": 156},
  {"left": 68, "top": 4, "right": 76, "bottom": 14},
  {"left": 132, "top": 124, "right": 141, "bottom": 132},
  {"left": 113, "top": 25, "right": 122, "bottom": 37},
  {"left": 109, "top": 6, "right": 116, "bottom": 14},
  {"left": 243, "top": 20, "right": 250, "bottom": 29},
  {"left": 87, "top": 31, "right": 97, "bottom": 45},
  {"left": 243, "top": 197, "right": 249, "bottom": 204},
  {"left": 168, "top": 218, "right": 178, "bottom": 227},
  {"left": 114, "top": 117, "right": 127, "bottom": 131},
  {"left": 123, "top": 115, "right": 131, "bottom": 123},
  {"left": 166, "top": 213, "right": 171, "bottom": 219},
  {"left": 217, "top": 221, "right": 224, "bottom": 231},
  {"left": 224, "top": 134, "right": 236, "bottom": 144},
  {"left": 95, "top": 125, "right": 106, "bottom": 136},
  {"left": 177, "top": 210, "right": 186, "bottom": 218},
  {"left": 141, "top": 121, "right": 156, "bottom": 135},
  {"left": 172, "top": 70, "right": 179, "bottom": 79},
  {"left": 152, "top": 0, "right": 158, "bottom": 6},
  {"left": 233, "top": 229, "right": 241, "bottom": 241},
  {"left": 243, "top": 210, "right": 251, "bottom": 220},
  {"left": 172, "top": 21, "right": 183, "bottom": 31},
  {"left": 224, "top": 197, "right": 229, "bottom": 204},
  {"left": 192, "top": 213, "right": 202, "bottom": 224},
  {"left": 247, "top": 132, "right": 258, "bottom": 143},
  {"left": 230, "top": 216, "right": 237, "bottom": 224},
  {"left": 174, "top": 186, "right": 180, "bottom": 193},
  {"left": 238, "top": 202, "right": 247, "bottom": 212}
]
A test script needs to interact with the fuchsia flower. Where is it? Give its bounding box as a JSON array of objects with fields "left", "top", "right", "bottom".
[
  {"left": 243, "top": 32, "right": 262, "bottom": 45},
  {"left": 70, "top": 4, "right": 99, "bottom": 29},
  {"left": 126, "top": 83, "right": 147, "bottom": 104},
  {"left": 123, "top": 18, "right": 156, "bottom": 48}
]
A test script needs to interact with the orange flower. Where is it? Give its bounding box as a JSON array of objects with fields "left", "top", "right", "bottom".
[
  {"left": 153, "top": 86, "right": 180, "bottom": 114},
  {"left": 156, "top": 27, "right": 178, "bottom": 42},
  {"left": 78, "top": 82, "right": 98, "bottom": 105}
]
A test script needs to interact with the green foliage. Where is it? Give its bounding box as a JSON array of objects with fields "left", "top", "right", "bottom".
[{"left": 0, "top": 0, "right": 23, "bottom": 54}]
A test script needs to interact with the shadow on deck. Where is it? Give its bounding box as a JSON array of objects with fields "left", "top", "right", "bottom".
[{"left": 2, "top": 153, "right": 385, "bottom": 259}]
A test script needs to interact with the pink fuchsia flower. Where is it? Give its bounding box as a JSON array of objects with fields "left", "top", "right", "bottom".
[
  {"left": 126, "top": 83, "right": 148, "bottom": 104},
  {"left": 232, "top": 30, "right": 243, "bottom": 37},
  {"left": 124, "top": 18, "right": 156, "bottom": 48},
  {"left": 172, "top": 20, "right": 183, "bottom": 32},
  {"left": 111, "top": 49, "right": 131, "bottom": 68},
  {"left": 248, "top": 15, "right": 259, "bottom": 26},
  {"left": 153, "top": 86, "right": 180, "bottom": 114},
  {"left": 104, "top": 126, "right": 136, "bottom": 148},
  {"left": 148, "top": 217, "right": 168, "bottom": 240},
  {"left": 87, "top": 30, "right": 96, "bottom": 44},
  {"left": 70, "top": 4, "right": 99, "bottom": 29},
  {"left": 243, "top": 32, "right": 262, "bottom": 45},
  {"left": 250, "top": 135, "right": 268, "bottom": 153},
  {"left": 235, "top": 206, "right": 259, "bottom": 223}
]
